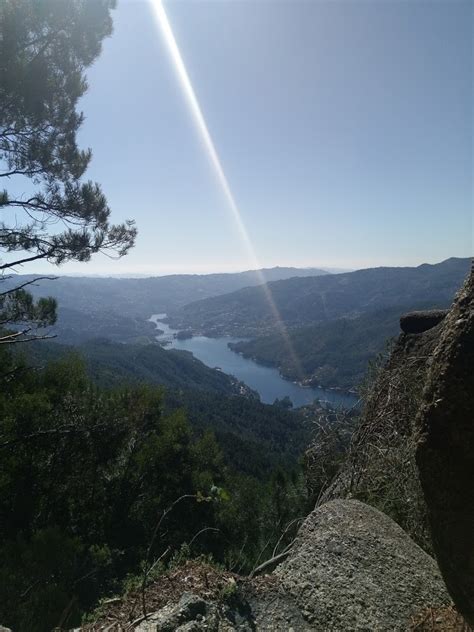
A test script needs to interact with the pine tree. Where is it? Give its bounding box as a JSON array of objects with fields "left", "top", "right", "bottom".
[{"left": 0, "top": 0, "right": 136, "bottom": 343}]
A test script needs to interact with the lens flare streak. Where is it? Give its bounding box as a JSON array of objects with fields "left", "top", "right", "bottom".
[{"left": 150, "top": 0, "right": 304, "bottom": 381}]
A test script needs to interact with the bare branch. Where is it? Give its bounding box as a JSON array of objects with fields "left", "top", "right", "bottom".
[
  {"left": 0, "top": 330, "right": 56, "bottom": 345},
  {"left": 0, "top": 275, "right": 57, "bottom": 296},
  {"left": 141, "top": 494, "right": 198, "bottom": 619},
  {"left": 0, "top": 249, "right": 55, "bottom": 270}
]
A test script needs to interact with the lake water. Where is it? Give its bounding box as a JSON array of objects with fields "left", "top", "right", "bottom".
[{"left": 150, "top": 314, "right": 358, "bottom": 409}]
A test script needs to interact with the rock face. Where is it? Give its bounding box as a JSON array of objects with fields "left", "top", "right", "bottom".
[
  {"left": 321, "top": 321, "right": 443, "bottom": 551},
  {"left": 400, "top": 309, "right": 449, "bottom": 334},
  {"left": 416, "top": 271, "right": 474, "bottom": 625},
  {"left": 127, "top": 501, "right": 449, "bottom": 631},
  {"left": 274, "top": 499, "right": 450, "bottom": 631}
]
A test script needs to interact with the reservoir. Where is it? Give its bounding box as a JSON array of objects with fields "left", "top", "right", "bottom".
[{"left": 150, "top": 315, "right": 358, "bottom": 409}]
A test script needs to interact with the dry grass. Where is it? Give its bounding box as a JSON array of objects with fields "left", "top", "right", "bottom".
[
  {"left": 82, "top": 560, "right": 240, "bottom": 631},
  {"left": 410, "top": 605, "right": 472, "bottom": 631},
  {"left": 319, "top": 330, "right": 443, "bottom": 553}
]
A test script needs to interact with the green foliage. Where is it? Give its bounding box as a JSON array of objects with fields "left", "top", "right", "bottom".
[
  {"left": 22, "top": 337, "right": 310, "bottom": 476},
  {"left": 163, "top": 388, "right": 310, "bottom": 477},
  {"left": 0, "top": 348, "right": 308, "bottom": 630},
  {"left": 217, "top": 577, "right": 238, "bottom": 602},
  {"left": 0, "top": 528, "right": 86, "bottom": 632},
  {"left": 24, "top": 336, "right": 246, "bottom": 393},
  {"left": 0, "top": 0, "right": 136, "bottom": 342},
  {"left": 230, "top": 307, "right": 404, "bottom": 390},
  {"left": 0, "top": 290, "right": 57, "bottom": 344}
]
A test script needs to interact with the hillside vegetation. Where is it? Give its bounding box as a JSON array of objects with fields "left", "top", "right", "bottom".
[
  {"left": 25, "top": 338, "right": 248, "bottom": 394},
  {"left": 167, "top": 258, "right": 470, "bottom": 337},
  {"left": 23, "top": 339, "right": 309, "bottom": 476},
  {"left": 0, "top": 347, "right": 309, "bottom": 631},
  {"left": 229, "top": 304, "right": 437, "bottom": 390}
]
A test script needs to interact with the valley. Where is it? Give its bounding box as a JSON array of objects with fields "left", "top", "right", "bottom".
[
  {"left": 150, "top": 314, "right": 359, "bottom": 407},
  {"left": 165, "top": 258, "right": 471, "bottom": 390},
  {"left": 19, "top": 258, "right": 470, "bottom": 396}
]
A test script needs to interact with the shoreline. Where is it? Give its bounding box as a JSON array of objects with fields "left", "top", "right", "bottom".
[
  {"left": 149, "top": 314, "right": 358, "bottom": 408},
  {"left": 228, "top": 345, "right": 359, "bottom": 398}
]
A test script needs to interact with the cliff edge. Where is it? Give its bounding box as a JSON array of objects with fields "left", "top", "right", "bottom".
[{"left": 416, "top": 270, "right": 474, "bottom": 625}]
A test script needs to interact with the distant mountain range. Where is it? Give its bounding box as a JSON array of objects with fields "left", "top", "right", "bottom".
[
  {"left": 9, "top": 257, "right": 472, "bottom": 392},
  {"left": 6, "top": 266, "right": 328, "bottom": 342},
  {"left": 166, "top": 258, "right": 471, "bottom": 338}
]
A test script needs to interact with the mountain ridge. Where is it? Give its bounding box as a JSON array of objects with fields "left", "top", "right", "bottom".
[{"left": 167, "top": 257, "right": 471, "bottom": 337}]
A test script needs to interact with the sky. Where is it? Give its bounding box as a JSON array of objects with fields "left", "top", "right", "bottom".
[{"left": 26, "top": 0, "right": 473, "bottom": 276}]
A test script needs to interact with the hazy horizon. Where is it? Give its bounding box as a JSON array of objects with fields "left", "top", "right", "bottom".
[{"left": 15, "top": 256, "right": 472, "bottom": 280}]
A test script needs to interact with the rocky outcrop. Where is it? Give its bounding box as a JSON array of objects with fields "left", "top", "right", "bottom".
[
  {"left": 320, "top": 320, "right": 442, "bottom": 551},
  {"left": 274, "top": 499, "right": 450, "bottom": 631},
  {"left": 134, "top": 592, "right": 252, "bottom": 631},
  {"left": 400, "top": 309, "right": 449, "bottom": 334},
  {"left": 416, "top": 271, "right": 474, "bottom": 625},
  {"left": 123, "top": 500, "right": 450, "bottom": 631}
]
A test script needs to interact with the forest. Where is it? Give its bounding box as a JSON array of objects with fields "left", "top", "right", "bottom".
[{"left": 0, "top": 346, "right": 311, "bottom": 630}]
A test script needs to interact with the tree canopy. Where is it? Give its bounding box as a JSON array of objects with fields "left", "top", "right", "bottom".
[
  {"left": 0, "top": 0, "right": 136, "bottom": 342},
  {"left": 0, "top": 346, "right": 307, "bottom": 630}
]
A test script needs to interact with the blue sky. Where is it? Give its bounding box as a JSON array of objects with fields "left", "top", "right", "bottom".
[{"left": 30, "top": 0, "right": 473, "bottom": 275}]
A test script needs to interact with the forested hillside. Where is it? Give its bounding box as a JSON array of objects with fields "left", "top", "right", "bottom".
[
  {"left": 0, "top": 347, "right": 308, "bottom": 630},
  {"left": 162, "top": 389, "right": 309, "bottom": 476},
  {"left": 24, "top": 338, "right": 249, "bottom": 394},
  {"left": 229, "top": 304, "right": 429, "bottom": 390},
  {"left": 22, "top": 337, "right": 309, "bottom": 474},
  {"left": 167, "top": 258, "right": 470, "bottom": 337}
]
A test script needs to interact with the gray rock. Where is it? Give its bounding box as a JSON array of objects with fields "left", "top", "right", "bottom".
[
  {"left": 132, "top": 501, "right": 450, "bottom": 631},
  {"left": 321, "top": 322, "right": 440, "bottom": 552},
  {"left": 135, "top": 593, "right": 216, "bottom": 631},
  {"left": 135, "top": 591, "right": 254, "bottom": 632},
  {"left": 274, "top": 499, "right": 450, "bottom": 631},
  {"left": 416, "top": 270, "right": 474, "bottom": 625},
  {"left": 400, "top": 309, "right": 449, "bottom": 334},
  {"left": 244, "top": 578, "right": 312, "bottom": 631}
]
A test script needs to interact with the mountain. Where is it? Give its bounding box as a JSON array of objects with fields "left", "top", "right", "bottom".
[
  {"left": 4, "top": 267, "right": 328, "bottom": 343},
  {"left": 229, "top": 305, "right": 423, "bottom": 390},
  {"left": 167, "top": 258, "right": 471, "bottom": 337},
  {"left": 24, "top": 338, "right": 251, "bottom": 395},
  {"left": 7, "top": 267, "right": 329, "bottom": 320},
  {"left": 23, "top": 338, "right": 308, "bottom": 475},
  {"left": 48, "top": 306, "right": 158, "bottom": 345}
]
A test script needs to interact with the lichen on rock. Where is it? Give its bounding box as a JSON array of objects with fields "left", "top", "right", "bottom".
[{"left": 275, "top": 499, "right": 450, "bottom": 631}]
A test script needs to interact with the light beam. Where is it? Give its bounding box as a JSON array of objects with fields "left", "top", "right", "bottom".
[{"left": 150, "top": 0, "right": 304, "bottom": 381}]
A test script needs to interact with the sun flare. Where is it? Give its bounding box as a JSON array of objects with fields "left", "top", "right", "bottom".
[{"left": 150, "top": 0, "right": 304, "bottom": 378}]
